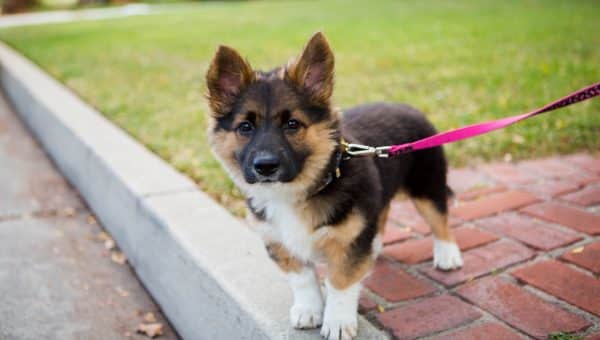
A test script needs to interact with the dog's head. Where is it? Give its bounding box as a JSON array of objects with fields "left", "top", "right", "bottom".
[{"left": 206, "top": 32, "right": 339, "bottom": 197}]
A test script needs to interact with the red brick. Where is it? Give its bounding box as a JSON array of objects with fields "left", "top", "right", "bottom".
[
  {"left": 448, "top": 168, "right": 496, "bottom": 193},
  {"left": 512, "top": 260, "right": 600, "bottom": 316},
  {"left": 376, "top": 295, "right": 481, "bottom": 340},
  {"left": 561, "top": 241, "right": 600, "bottom": 274},
  {"left": 520, "top": 179, "right": 581, "bottom": 197},
  {"left": 457, "top": 185, "right": 507, "bottom": 201},
  {"left": 364, "top": 261, "right": 435, "bottom": 302},
  {"left": 358, "top": 291, "right": 377, "bottom": 313},
  {"left": 382, "top": 222, "right": 413, "bottom": 245},
  {"left": 578, "top": 175, "right": 600, "bottom": 186},
  {"left": 457, "top": 277, "right": 590, "bottom": 338},
  {"left": 383, "top": 226, "right": 498, "bottom": 264},
  {"left": 522, "top": 202, "right": 600, "bottom": 235},
  {"left": 451, "top": 190, "right": 540, "bottom": 221},
  {"left": 564, "top": 154, "right": 600, "bottom": 174},
  {"left": 429, "top": 322, "right": 522, "bottom": 340},
  {"left": 480, "top": 163, "right": 537, "bottom": 184},
  {"left": 519, "top": 158, "right": 583, "bottom": 179},
  {"left": 421, "top": 240, "right": 534, "bottom": 287},
  {"left": 479, "top": 213, "right": 582, "bottom": 250},
  {"left": 561, "top": 185, "right": 600, "bottom": 207}
]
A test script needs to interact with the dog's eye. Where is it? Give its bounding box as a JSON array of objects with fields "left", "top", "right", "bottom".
[
  {"left": 237, "top": 121, "right": 254, "bottom": 135},
  {"left": 285, "top": 119, "right": 301, "bottom": 131}
]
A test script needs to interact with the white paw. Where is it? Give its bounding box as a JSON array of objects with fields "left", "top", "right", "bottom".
[
  {"left": 320, "top": 316, "right": 357, "bottom": 340},
  {"left": 433, "top": 238, "right": 463, "bottom": 270},
  {"left": 290, "top": 302, "right": 323, "bottom": 329},
  {"left": 320, "top": 281, "right": 360, "bottom": 340},
  {"left": 288, "top": 268, "right": 324, "bottom": 329}
]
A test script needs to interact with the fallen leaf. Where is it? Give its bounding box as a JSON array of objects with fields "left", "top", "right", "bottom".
[
  {"left": 572, "top": 246, "right": 584, "bottom": 254},
  {"left": 111, "top": 251, "right": 127, "bottom": 265},
  {"left": 137, "top": 323, "right": 164, "bottom": 338},
  {"left": 96, "top": 231, "right": 110, "bottom": 241},
  {"left": 116, "top": 286, "right": 130, "bottom": 297},
  {"left": 104, "top": 238, "right": 116, "bottom": 250},
  {"left": 63, "top": 207, "right": 76, "bottom": 217},
  {"left": 87, "top": 215, "right": 97, "bottom": 225},
  {"left": 144, "top": 312, "right": 157, "bottom": 323},
  {"left": 377, "top": 305, "right": 385, "bottom": 313}
]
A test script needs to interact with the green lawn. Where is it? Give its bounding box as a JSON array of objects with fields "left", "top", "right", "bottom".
[{"left": 1, "top": 0, "right": 598, "bottom": 212}]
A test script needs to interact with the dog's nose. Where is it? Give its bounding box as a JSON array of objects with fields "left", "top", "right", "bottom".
[{"left": 253, "top": 154, "right": 280, "bottom": 176}]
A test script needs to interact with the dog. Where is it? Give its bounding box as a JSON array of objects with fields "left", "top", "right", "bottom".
[{"left": 206, "top": 32, "right": 463, "bottom": 340}]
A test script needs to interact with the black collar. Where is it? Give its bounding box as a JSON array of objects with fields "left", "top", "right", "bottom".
[{"left": 308, "top": 145, "right": 344, "bottom": 197}]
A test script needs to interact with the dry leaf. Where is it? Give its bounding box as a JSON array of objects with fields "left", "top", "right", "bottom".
[
  {"left": 87, "top": 215, "right": 97, "bottom": 225},
  {"left": 137, "top": 323, "right": 163, "bottom": 338},
  {"left": 63, "top": 207, "right": 76, "bottom": 217},
  {"left": 144, "top": 312, "right": 157, "bottom": 323},
  {"left": 116, "top": 286, "right": 130, "bottom": 297},
  {"left": 571, "top": 246, "right": 584, "bottom": 254},
  {"left": 377, "top": 305, "right": 385, "bottom": 313},
  {"left": 104, "top": 238, "right": 116, "bottom": 250},
  {"left": 96, "top": 231, "right": 110, "bottom": 241},
  {"left": 111, "top": 251, "right": 127, "bottom": 265}
]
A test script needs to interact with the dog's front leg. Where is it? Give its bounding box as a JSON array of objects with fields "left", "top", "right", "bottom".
[
  {"left": 319, "top": 243, "right": 374, "bottom": 340},
  {"left": 266, "top": 243, "right": 324, "bottom": 329}
]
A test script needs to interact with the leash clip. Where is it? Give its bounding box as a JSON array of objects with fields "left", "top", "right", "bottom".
[{"left": 344, "top": 143, "right": 391, "bottom": 158}]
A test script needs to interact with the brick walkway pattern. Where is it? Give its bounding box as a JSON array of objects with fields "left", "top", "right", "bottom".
[{"left": 359, "top": 154, "right": 600, "bottom": 339}]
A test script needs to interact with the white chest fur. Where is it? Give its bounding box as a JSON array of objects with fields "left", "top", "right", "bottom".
[
  {"left": 250, "top": 192, "right": 325, "bottom": 263},
  {"left": 265, "top": 201, "right": 323, "bottom": 262}
]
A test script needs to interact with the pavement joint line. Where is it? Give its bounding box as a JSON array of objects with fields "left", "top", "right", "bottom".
[{"left": 0, "top": 40, "right": 388, "bottom": 339}]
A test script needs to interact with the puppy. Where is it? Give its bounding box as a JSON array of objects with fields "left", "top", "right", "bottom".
[{"left": 206, "top": 32, "right": 463, "bottom": 340}]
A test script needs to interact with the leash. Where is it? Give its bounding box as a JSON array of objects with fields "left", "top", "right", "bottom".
[{"left": 343, "top": 82, "right": 600, "bottom": 158}]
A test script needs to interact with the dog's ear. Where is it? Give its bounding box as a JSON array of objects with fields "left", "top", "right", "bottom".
[
  {"left": 206, "top": 45, "right": 254, "bottom": 117},
  {"left": 285, "top": 32, "right": 335, "bottom": 106}
]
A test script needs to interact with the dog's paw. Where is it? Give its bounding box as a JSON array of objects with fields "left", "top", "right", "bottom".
[
  {"left": 290, "top": 302, "right": 323, "bottom": 329},
  {"left": 433, "top": 238, "right": 463, "bottom": 270},
  {"left": 320, "top": 317, "right": 357, "bottom": 340}
]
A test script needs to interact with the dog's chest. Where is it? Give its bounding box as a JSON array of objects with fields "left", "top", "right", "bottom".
[{"left": 264, "top": 202, "right": 323, "bottom": 262}]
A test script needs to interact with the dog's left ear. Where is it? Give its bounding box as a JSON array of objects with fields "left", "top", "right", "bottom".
[
  {"left": 285, "top": 32, "right": 335, "bottom": 106},
  {"left": 206, "top": 45, "right": 255, "bottom": 117}
]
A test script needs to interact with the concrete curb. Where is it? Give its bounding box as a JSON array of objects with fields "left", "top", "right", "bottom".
[{"left": 0, "top": 42, "right": 388, "bottom": 340}]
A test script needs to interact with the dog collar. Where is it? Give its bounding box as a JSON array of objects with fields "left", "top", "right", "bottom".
[{"left": 309, "top": 142, "right": 343, "bottom": 197}]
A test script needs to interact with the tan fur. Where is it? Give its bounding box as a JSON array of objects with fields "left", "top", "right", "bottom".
[
  {"left": 266, "top": 243, "right": 304, "bottom": 273},
  {"left": 315, "top": 211, "right": 372, "bottom": 290},
  {"left": 377, "top": 202, "right": 391, "bottom": 234},
  {"left": 206, "top": 46, "right": 255, "bottom": 117},
  {"left": 285, "top": 32, "right": 335, "bottom": 107},
  {"left": 412, "top": 198, "right": 454, "bottom": 242}
]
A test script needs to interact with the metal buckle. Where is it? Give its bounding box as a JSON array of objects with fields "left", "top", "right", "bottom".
[{"left": 343, "top": 142, "right": 391, "bottom": 158}]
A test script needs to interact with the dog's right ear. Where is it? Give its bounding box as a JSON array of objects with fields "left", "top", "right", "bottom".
[{"left": 206, "top": 45, "right": 254, "bottom": 117}]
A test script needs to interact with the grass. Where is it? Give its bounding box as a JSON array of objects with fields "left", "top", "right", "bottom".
[{"left": 1, "top": 0, "right": 598, "bottom": 211}]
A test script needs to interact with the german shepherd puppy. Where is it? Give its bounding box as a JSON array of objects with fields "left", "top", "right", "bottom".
[{"left": 206, "top": 32, "right": 463, "bottom": 340}]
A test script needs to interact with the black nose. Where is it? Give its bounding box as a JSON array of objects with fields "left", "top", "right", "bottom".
[{"left": 253, "top": 154, "right": 280, "bottom": 176}]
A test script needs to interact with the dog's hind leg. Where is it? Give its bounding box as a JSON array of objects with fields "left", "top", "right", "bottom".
[
  {"left": 411, "top": 197, "right": 463, "bottom": 270},
  {"left": 266, "top": 243, "right": 324, "bottom": 329}
]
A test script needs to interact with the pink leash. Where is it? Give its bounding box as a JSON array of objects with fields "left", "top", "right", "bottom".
[{"left": 343, "top": 82, "right": 600, "bottom": 158}]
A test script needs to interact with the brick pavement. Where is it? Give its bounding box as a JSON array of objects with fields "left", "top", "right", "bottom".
[{"left": 361, "top": 154, "right": 600, "bottom": 339}]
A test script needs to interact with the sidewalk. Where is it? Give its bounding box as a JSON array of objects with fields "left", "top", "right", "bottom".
[
  {"left": 0, "top": 93, "right": 178, "bottom": 339},
  {"left": 359, "top": 153, "right": 600, "bottom": 338}
]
